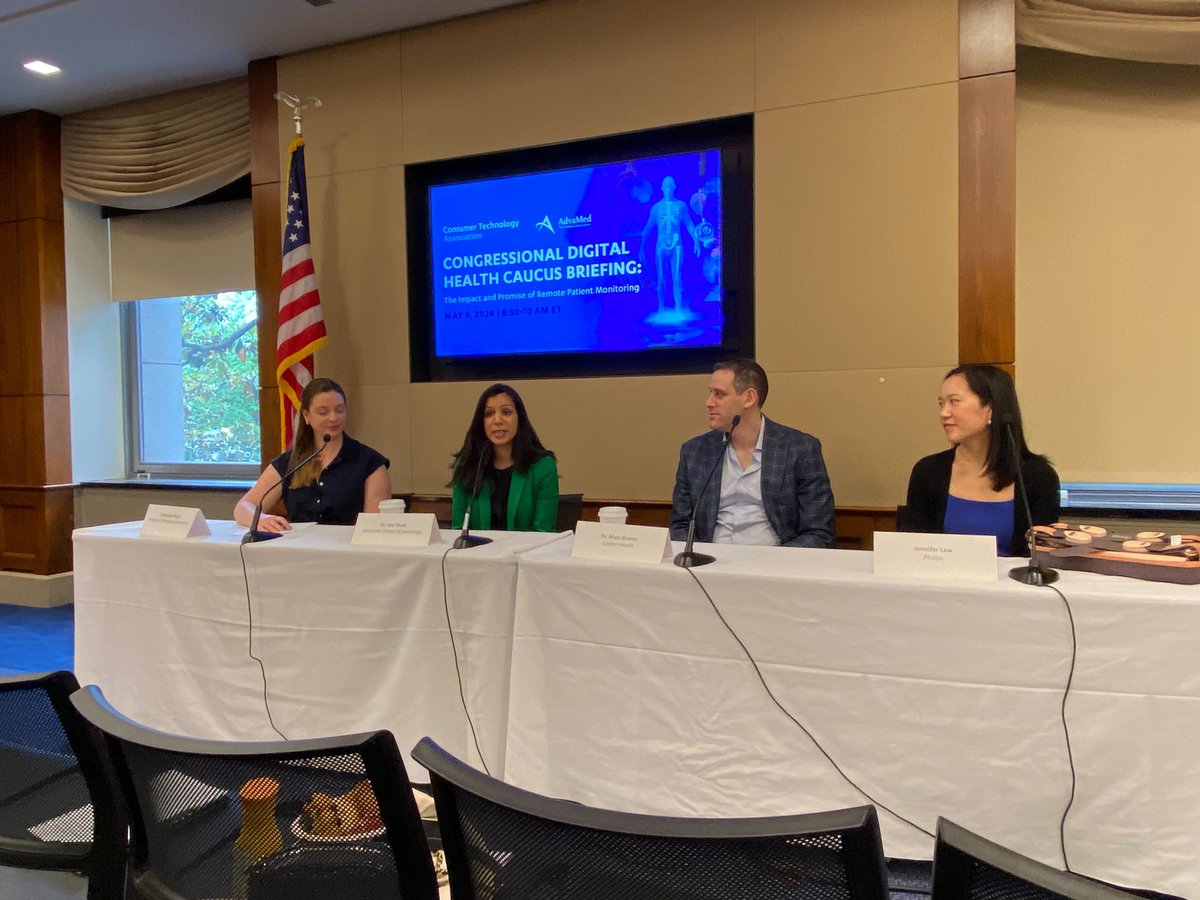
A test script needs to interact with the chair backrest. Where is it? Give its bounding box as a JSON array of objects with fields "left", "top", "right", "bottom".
[
  {"left": 932, "top": 818, "right": 1140, "bottom": 900},
  {"left": 71, "top": 685, "right": 438, "bottom": 900},
  {"left": 555, "top": 493, "right": 584, "bottom": 532},
  {"left": 0, "top": 671, "right": 126, "bottom": 899},
  {"left": 412, "top": 736, "right": 889, "bottom": 900}
]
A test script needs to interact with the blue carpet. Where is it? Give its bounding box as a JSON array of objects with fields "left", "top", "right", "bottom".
[{"left": 0, "top": 603, "right": 74, "bottom": 676}]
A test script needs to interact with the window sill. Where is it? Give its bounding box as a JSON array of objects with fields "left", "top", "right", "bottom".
[
  {"left": 1060, "top": 483, "right": 1200, "bottom": 519},
  {"left": 80, "top": 477, "right": 254, "bottom": 491}
]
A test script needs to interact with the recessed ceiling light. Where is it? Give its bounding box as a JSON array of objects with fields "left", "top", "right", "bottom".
[{"left": 24, "top": 60, "right": 61, "bottom": 75}]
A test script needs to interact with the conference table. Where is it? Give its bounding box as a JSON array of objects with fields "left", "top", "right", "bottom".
[
  {"left": 73, "top": 519, "right": 565, "bottom": 777},
  {"left": 503, "top": 540, "right": 1200, "bottom": 899},
  {"left": 73, "top": 522, "right": 1199, "bottom": 898}
]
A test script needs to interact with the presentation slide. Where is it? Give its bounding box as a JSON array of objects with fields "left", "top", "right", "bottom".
[{"left": 430, "top": 148, "right": 724, "bottom": 358}]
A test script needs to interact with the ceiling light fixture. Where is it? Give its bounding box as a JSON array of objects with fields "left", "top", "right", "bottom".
[{"left": 24, "top": 60, "right": 61, "bottom": 75}]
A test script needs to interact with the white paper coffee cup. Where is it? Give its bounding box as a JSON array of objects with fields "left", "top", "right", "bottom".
[
  {"left": 378, "top": 499, "right": 406, "bottom": 515},
  {"left": 597, "top": 506, "right": 628, "bottom": 525}
]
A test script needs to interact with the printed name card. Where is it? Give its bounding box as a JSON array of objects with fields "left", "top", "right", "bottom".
[
  {"left": 873, "top": 531, "right": 997, "bottom": 582},
  {"left": 351, "top": 513, "right": 441, "bottom": 547},
  {"left": 140, "top": 505, "right": 210, "bottom": 540},
  {"left": 572, "top": 521, "right": 673, "bottom": 565}
]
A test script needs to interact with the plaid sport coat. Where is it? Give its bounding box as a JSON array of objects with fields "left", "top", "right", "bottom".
[{"left": 669, "top": 417, "right": 835, "bottom": 548}]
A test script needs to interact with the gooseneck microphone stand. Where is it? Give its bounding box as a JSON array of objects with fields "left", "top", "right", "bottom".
[
  {"left": 454, "top": 446, "right": 494, "bottom": 550},
  {"left": 242, "top": 434, "right": 331, "bottom": 544},
  {"left": 674, "top": 415, "right": 740, "bottom": 569},
  {"left": 1003, "top": 416, "right": 1059, "bottom": 585}
]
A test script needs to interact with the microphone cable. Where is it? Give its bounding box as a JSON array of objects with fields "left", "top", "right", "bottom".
[
  {"left": 1040, "top": 578, "right": 1079, "bottom": 872},
  {"left": 234, "top": 434, "right": 330, "bottom": 736},
  {"left": 683, "top": 565, "right": 935, "bottom": 840},
  {"left": 440, "top": 544, "right": 492, "bottom": 776},
  {"left": 238, "top": 541, "right": 289, "bottom": 740}
]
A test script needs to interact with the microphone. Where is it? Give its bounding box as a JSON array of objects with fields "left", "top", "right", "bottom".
[
  {"left": 1001, "top": 414, "right": 1059, "bottom": 585},
  {"left": 453, "top": 444, "right": 494, "bottom": 550},
  {"left": 674, "top": 414, "right": 740, "bottom": 569},
  {"left": 242, "top": 434, "right": 330, "bottom": 544}
]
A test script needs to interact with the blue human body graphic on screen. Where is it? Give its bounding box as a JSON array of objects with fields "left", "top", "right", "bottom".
[{"left": 430, "top": 149, "right": 723, "bottom": 358}]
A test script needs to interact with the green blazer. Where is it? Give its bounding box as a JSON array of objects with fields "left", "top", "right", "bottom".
[{"left": 451, "top": 455, "right": 560, "bottom": 532}]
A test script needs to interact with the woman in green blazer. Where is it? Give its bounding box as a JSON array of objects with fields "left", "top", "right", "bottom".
[{"left": 450, "top": 383, "right": 560, "bottom": 532}]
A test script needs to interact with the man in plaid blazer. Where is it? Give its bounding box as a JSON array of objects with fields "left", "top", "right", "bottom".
[{"left": 670, "top": 359, "right": 835, "bottom": 548}]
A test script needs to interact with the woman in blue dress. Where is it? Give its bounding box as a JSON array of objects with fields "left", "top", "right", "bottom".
[{"left": 899, "top": 365, "right": 1059, "bottom": 556}]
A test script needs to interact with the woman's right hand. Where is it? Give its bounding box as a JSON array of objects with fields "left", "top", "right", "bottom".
[{"left": 256, "top": 514, "right": 292, "bottom": 533}]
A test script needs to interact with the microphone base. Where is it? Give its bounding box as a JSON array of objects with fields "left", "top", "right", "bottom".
[
  {"left": 241, "top": 530, "right": 284, "bottom": 545},
  {"left": 453, "top": 533, "right": 493, "bottom": 550},
  {"left": 1008, "top": 564, "right": 1059, "bottom": 586},
  {"left": 673, "top": 550, "right": 717, "bottom": 569}
]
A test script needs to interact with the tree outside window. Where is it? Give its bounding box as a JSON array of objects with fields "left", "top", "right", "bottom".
[{"left": 132, "top": 291, "right": 260, "bottom": 469}]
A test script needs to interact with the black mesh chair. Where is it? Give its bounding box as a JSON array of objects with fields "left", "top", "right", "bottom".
[
  {"left": 931, "top": 818, "right": 1140, "bottom": 900},
  {"left": 0, "top": 671, "right": 126, "bottom": 899},
  {"left": 71, "top": 685, "right": 439, "bottom": 900},
  {"left": 555, "top": 493, "right": 585, "bottom": 532},
  {"left": 412, "top": 736, "right": 889, "bottom": 900}
]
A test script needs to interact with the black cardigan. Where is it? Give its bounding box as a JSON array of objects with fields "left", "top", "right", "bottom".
[{"left": 898, "top": 448, "right": 1060, "bottom": 557}]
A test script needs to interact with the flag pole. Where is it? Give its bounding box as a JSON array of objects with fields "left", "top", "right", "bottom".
[
  {"left": 272, "top": 91, "right": 327, "bottom": 452},
  {"left": 273, "top": 91, "right": 322, "bottom": 135}
]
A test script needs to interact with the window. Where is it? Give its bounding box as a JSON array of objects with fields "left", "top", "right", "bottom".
[{"left": 125, "top": 291, "right": 260, "bottom": 476}]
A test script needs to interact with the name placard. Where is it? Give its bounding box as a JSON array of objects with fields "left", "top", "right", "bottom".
[
  {"left": 572, "top": 521, "right": 672, "bottom": 565},
  {"left": 140, "top": 504, "right": 211, "bottom": 540},
  {"left": 873, "top": 531, "right": 997, "bottom": 582},
  {"left": 351, "top": 512, "right": 441, "bottom": 547}
]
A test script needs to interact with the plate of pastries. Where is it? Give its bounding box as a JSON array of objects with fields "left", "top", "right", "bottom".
[
  {"left": 1032, "top": 523, "right": 1200, "bottom": 583},
  {"left": 293, "top": 781, "right": 385, "bottom": 842}
]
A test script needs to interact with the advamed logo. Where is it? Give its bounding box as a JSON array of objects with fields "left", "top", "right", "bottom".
[{"left": 535, "top": 215, "right": 555, "bottom": 233}]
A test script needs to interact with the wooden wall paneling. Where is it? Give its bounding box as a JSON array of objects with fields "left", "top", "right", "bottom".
[
  {"left": 7, "top": 111, "right": 63, "bottom": 222},
  {"left": 40, "top": 485, "right": 74, "bottom": 573},
  {"left": 0, "top": 396, "right": 44, "bottom": 486},
  {"left": 20, "top": 218, "right": 69, "bottom": 396},
  {"left": 0, "top": 223, "right": 21, "bottom": 393},
  {"left": 0, "top": 109, "right": 72, "bottom": 574},
  {"left": 252, "top": 183, "right": 283, "bottom": 457},
  {"left": 257, "top": 387, "right": 282, "bottom": 461},
  {"left": 0, "top": 377, "right": 73, "bottom": 487},
  {"left": 959, "top": 0, "right": 1015, "bottom": 79},
  {"left": 42, "top": 394, "right": 72, "bottom": 485},
  {"left": 958, "top": 71, "right": 1016, "bottom": 365},
  {"left": 0, "top": 486, "right": 73, "bottom": 574},
  {"left": 0, "top": 488, "right": 38, "bottom": 571},
  {"left": 0, "top": 118, "right": 15, "bottom": 223},
  {"left": 958, "top": 0, "right": 1015, "bottom": 366},
  {"left": 249, "top": 58, "right": 281, "bottom": 187},
  {"left": 248, "top": 57, "right": 282, "bottom": 461}
]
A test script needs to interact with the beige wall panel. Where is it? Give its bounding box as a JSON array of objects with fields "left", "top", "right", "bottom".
[
  {"left": 276, "top": 33, "right": 404, "bottom": 178},
  {"left": 333, "top": 381, "right": 414, "bottom": 492},
  {"left": 755, "top": 0, "right": 958, "bottom": 111},
  {"left": 1016, "top": 49, "right": 1200, "bottom": 484},
  {"left": 399, "top": 0, "right": 754, "bottom": 162},
  {"left": 764, "top": 368, "right": 951, "bottom": 508},
  {"left": 304, "top": 166, "right": 410, "bottom": 386},
  {"left": 410, "top": 374, "right": 710, "bottom": 499},
  {"left": 756, "top": 85, "right": 958, "bottom": 373}
]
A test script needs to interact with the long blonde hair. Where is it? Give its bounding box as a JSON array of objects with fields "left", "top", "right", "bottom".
[{"left": 289, "top": 377, "right": 345, "bottom": 488}]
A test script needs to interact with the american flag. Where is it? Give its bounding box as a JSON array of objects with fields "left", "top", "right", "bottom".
[{"left": 276, "top": 136, "right": 327, "bottom": 449}]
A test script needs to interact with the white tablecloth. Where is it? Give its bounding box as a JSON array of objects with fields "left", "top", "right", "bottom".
[
  {"left": 73, "top": 521, "right": 565, "bottom": 776},
  {"left": 505, "top": 539, "right": 1200, "bottom": 898}
]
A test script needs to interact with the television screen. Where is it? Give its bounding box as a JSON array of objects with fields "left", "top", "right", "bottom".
[{"left": 407, "top": 116, "right": 753, "bottom": 381}]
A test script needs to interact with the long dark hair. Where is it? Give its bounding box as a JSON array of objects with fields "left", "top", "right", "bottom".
[
  {"left": 945, "top": 364, "right": 1048, "bottom": 492},
  {"left": 450, "top": 383, "right": 554, "bottom": 488},
  {"left": 289, "top": 377, "right": 345, "bottom": 489}
]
